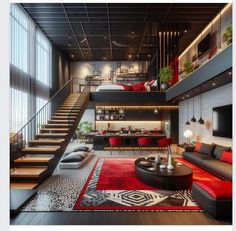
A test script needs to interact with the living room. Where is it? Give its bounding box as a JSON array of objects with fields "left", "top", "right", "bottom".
[{"left": 3, "top": 1, "right": 234, "bottom": 230}]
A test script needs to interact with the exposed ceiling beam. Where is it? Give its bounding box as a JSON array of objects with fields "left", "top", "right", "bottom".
[
  {"left": 107, "top": 3, "right": 113, "bottom": 60},
  {"left": 80, "top": 22, "right": 93, "bottom": 59},
  {"left": 61, "top": 3, "right": 85, "bottom": 59}
]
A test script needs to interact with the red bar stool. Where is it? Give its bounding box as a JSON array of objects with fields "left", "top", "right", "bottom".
[
  {"left": 137, "top": 137, "right": 153, "bottom": 154},
  {"left": 109, "top": 137, "right": 123, "bottom": 155},
  {"left": 156, "top": 138, "right": 172, "bottom": 159}
]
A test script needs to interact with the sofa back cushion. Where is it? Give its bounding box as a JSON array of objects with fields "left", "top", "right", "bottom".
[
  {"left": 194, "top": 142, "right": 202, "bottom": 152},
  {"left": 213, "top": 144, "right": 231, "bottom": 160},
  {"left": 198, "top": 143, "right": 215, "bottom": 156},
  {"left": 220, "top": 151, "right": 232, "bottom": 165}
]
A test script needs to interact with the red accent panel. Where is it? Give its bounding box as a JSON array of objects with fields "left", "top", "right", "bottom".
[
  {"left": 220, "top": 151, "right": 232, "bottom": 165},
  {"left": 194, "top": 181, "right": 232, "bottom": 199},
  {"left": 169, "top": 56, "right": 179, "bottom": 85},
  {"left": 194, "top": 142, "right": 202, "bottom": 152}
]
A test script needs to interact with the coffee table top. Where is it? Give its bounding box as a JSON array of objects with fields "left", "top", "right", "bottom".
[{"left": 135, "top": 158, "right": 192, "bottom": 178}]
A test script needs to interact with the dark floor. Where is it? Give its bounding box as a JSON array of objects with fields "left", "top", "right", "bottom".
[{"left": 11, "top": 211, "right": 231, "bottom": 225}]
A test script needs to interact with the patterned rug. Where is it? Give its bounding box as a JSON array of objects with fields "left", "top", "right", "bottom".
[{"left": 73, "top": 158, "right": 222, "bottom": 211}]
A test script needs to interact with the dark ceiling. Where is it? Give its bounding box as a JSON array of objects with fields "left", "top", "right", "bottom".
[{"left": 21, "top": 3, "right": 225, "bottom": 61}]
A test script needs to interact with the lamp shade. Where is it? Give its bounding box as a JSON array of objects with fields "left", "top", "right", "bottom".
[{"left": 184, "top": 130, "right": 193, "bottom": 139}]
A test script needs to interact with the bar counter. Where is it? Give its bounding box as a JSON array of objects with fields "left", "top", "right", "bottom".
[{"left": 93, "top": 132, "right": 166, "bottom": 150}]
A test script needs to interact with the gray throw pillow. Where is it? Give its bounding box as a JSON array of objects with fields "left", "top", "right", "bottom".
[
  {"left": 73, "top": 146, "right": 89, "bottom": 152},
  {"left": 213, "top": 144, "right": 231, "bottom": 159},
  {"left": 61, "top": 152, "right": 85, "bottom": 163},
  {"left": 198, "top": 143, "right": 215, "bottom": 156}
]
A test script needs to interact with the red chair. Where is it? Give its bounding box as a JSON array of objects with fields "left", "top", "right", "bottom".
[
  {"left": 137, "top": 137, "right": 153, "bottom": 154},
  {"left": 109, "top": 137, "right": 123, "bottom": 155},
  {"left": 156, "top": 138, "right": 172, "bottom": 159}
]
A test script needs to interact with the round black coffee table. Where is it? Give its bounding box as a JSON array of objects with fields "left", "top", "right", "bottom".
[{"left": 135, "top": 158, "right": 193, "bottom": 190}]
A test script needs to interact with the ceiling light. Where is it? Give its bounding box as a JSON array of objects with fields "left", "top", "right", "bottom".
[
  {"left": 128, "top": 54, "right": 132, "bottom": 58},
  {"left": 68, "top": 36, "right": 71, "bottom": 39},
  {"left": 104, "top": 35, "right": 107, "bottom": 39},
  {"left": 228, "top": 71, "right": 232, "bottom": 75},
  {"left": 186, "top": 94, "right": 189, "bottom": 97},
  {"left": 68, "top": 43, "right": 71, "bottom": 47},
  {"left": 212, "top": 82, "right": 216, "bottom": 86},
  {"left": 182, "top": 96, "right": 185, "bottom": 99},
  {"left": 103, "top": 57, "right": 106, "bottom": 60},
  {"left": 147, "top": 54, "right": 151, "bottom": 58},
  {"left": 71, "top": 54, "right": 74, "bottom": 58},
  {"left": 184, "top": 30, "right": 187, "bottom": 33},
  {"left": 154, "top": 108, "right": 159, "bottom": 114}
]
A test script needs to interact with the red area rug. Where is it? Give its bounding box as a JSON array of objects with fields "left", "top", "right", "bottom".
[
  {"left": 73, "top": 157, "right": 224, "bottom": 211},
  {"left": 96, "top": 157, "right": 221, "bottom": 190}
]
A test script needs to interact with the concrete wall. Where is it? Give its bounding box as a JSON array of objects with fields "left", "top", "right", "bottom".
[{"left": 179, "top": 82, "right": 232, "bottom": 146}]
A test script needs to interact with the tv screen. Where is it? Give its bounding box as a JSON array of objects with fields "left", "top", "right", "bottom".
[
  {"left": 198, "top": 33, "right": 211, "bottom": 58},
  {"left": 213, "top": 104, "right": 232, "bottom": 138}
]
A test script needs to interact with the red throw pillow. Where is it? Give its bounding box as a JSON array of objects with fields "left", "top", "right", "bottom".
[
  {"left": 194, "top": 142, "right": 202, "bottom": 152},
  {"left": 132, "top": 83, "right": 146, "bottom": 91},
  {"left": 220, "top": 151, "right": 232, "bottom": 165}
]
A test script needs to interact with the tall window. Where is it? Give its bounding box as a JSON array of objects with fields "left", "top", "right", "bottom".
[
  {"left": 10, "top": 4, "right": 28, "bottom": 73},
  {"left": 36, "top": 30, "right": 52, "bottom": 87}
]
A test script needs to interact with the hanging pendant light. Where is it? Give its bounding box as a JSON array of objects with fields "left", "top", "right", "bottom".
[
  {"left": 198, "top": 86, "right": 205, "bottom": 124},
  {"left": 191, "top": 93, "right": 196, "bottom": 123},
  {"left": 185, "top": 98, "right": 190, "bottom": 125}
]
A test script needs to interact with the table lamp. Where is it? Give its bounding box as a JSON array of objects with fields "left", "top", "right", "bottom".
[{"left": 184, "top": 130, "right": 193, "bottom": 144}]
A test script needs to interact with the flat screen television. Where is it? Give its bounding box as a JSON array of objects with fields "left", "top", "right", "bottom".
[
  {"left": 212, "top": 104, "right": 232, "bottom": 138},
  {"left": 198, "top": 33, "right": 211, "bottom": 58}
]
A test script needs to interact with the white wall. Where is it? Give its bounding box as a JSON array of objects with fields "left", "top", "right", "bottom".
[
  {"left": 179, "top": 83, "right": 232, "bottom": 146},
  {"left": 79, "top": 109, "right": 95, "bottom": 129}
]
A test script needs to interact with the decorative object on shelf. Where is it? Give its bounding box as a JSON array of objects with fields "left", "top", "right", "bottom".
[
  {"left": 159, "top": 164, "right": 166, "bottom": 169},
  {"left": 159, "top": 66, "right": 173, "bottom": 91},
  {"left": 198, "top": 85, "right": 205, "bottom": 125},
  {"left": 190, "top": 94, "right": 196, "bottom": 123},
  {"left": 155, "top": 154, "right": 161, "bottom": 164},
  {"left": 95, "top": 106, "right": 125, "bottom": 121},
  {"left": 184, "top": 130, "right": 193, "bottom": 144},
  {"left": 183, "top": 61, "right": 193, "bottom": 75},
  {"left": 223, "top": 25, "right": 232, "bottom": 45},
  {"left": 154, "top": 108, "right": 159, "bottom": 114},
  {"left": 167, "top": 155, "right": 174, "bottom": 170},
  {"left": 185, "top": 98, "right": 190, "bottom": 125}
]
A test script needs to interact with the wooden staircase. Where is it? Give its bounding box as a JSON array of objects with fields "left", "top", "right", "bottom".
[{"left": 10, "top": 92, "right": 89, "bottom": 190}]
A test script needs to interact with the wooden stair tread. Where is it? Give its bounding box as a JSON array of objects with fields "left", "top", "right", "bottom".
[
  {"left": 22, "top": 146, "right": 60, "bottom": 152},
  {"left": 11, "top": 167, "right": 47, "bottom": 177},
  {"left": 52, "top": 116, "right": 77, "bottom": 119},
  {"left": 29, "top": 139, "right": 65, "bottom": 144},
  {"left": 44, "top": 124, "right": 73, "bottom": 127},
  {"left": 54, "top": 113, "right": 78, "bottom": 116},
  {"left": 10, "top": 182, "right": 38, "bottom": 190},
  {"left": 14, "top": 155, "right": 54, "bottom": 163},
  {"left": 48, "top": 120, "right": 74, "bottom": 123},
  {"left": 40, "top": 128, "right": 69, "bottom": 131},
  {"left": 35, "top": 133, "right": 68, "bottom": 138}
]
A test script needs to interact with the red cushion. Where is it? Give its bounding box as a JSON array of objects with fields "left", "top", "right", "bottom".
[
  {"left": 220, "top": 151, "right": 232, "bottom": 165},
  {"left": 194, "top": 142, "right": 202, "bottom": 152},
  {"left": 132, "top": 83, "right": 146, "bottom": 91},
  {"left": 194, "top": 181, "right": 232, "bottom": 199}
]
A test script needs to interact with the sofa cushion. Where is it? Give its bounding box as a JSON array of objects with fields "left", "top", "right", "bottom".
[
  {"left": 194, "top": 142, "right": 202, "bottom": 152},
  {"left": 213, "top": 144, "right": 231, "bottom": 159},
  {"left": 73, "top": 146, "right": 90, "bottom": 152},
  {"left": 220, "top": 151, "right": 232, "bottom": 165},
  {"left": 198, "top": 143, "right": 215, "bottom": 156},
  {"left": 182, "top": 152, "right": 212, "bottom": 165},
  {"left": 194, "top": 180, "right": 232, "bottom": 199},
  {"left": 60, "top": 152, "right": 85, "bottom": 163},
  {"left": 200, "top": 158, "right": 232, "bottom": 181}
]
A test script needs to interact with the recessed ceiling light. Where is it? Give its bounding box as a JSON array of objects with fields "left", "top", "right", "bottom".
[
  {"left": 228, "top": 71, "right": 232, "bottom": 75},
  {"left": 147, "top": 54, "right": 151, "bottom": 58},
  {"left": 128, "top": 54, "right": 132, "bottom": 58},
  {"left": 71, "top": 54, "right": 74, "bottom": 58},
  {"left": 103, "top": 57, "right": 106, "bottom": 60},
  {"left": 184, "top": 30, "right": 187, "bottom": 33},
  {"left": 104, "top": 35, "right": 107, "bottom": 39},
  {"left": 68, "top": 43, "right": 71, "bottom": 47},
  {"left": 186, "top": 94, "right": 189, "bottom": 97},
  {"left": 182, "top": 96, "right": 185, "bottom": 99},
  {"left": 212, "top": 82, "right": 216, "bottom": 86}
]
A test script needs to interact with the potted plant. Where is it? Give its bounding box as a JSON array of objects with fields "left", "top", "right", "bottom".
[
  {"left": 77, "top": 121, "right": 93, "bottom": 134},
  {"left": 223, "top": 25, "right": 232, "bottom": 45},
  {"left": 183, "top": 61, "right": 193, "bottom": 75},
  {"left": 159, "top": 66, "right": 173, "bottom": 91}
]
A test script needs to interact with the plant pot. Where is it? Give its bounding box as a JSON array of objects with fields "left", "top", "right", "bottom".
[{"left": 160, "top": 82, "right": 170, "bottom": 91}]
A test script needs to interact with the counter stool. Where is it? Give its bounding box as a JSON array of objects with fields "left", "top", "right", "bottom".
[
  {"left": 137, "top": 137, "right": 153, "bottom": 155},
  {"left": 109, "top": 137, "right": 123, "bottom": 155},
  {"left": 156, "top": 138, "right": 172, "bottom": 159}
]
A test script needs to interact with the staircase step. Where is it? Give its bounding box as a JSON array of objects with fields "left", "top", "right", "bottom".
[
  {"left": 44, "top": 124, "right": 73, "bottom": 128},
  {"left": 14, "top": 155, "right": 54, "bottom": 164},
  {"left": 48, "top": 120, "right": 74, "bottom": 124},
  {"left": 54, "top": 113, "right": 78, "bottom": 116},
  {"left": 22, "top": 146, "right": 60, "bottom": 154},
  {"left": 11, "top": 167, "right": 47, "bottom": 178},
  {"left": 40, "top": 128, "right": 70, "bottom": 133},
  {"left": 29, "top": 139, "right": 65, "bottom": 145},
  {"left": 10, "top": 182, "right": 38, "bottom": 189},
  {"left": 35, "top": 133, "right": 68, "bottom": 138},
  {"left": 59, "top": 107, "right": 81, "bottom": 110},
  {"left": 52, "top": 116, "right": 77, "bottom": 119},
  {"left": 57, "top": 110, "right": 80, "bottom": 113}
]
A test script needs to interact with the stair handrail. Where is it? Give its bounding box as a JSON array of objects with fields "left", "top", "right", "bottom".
[{"left": 11, "top": 77, "right": 74, "bottom": 139}]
